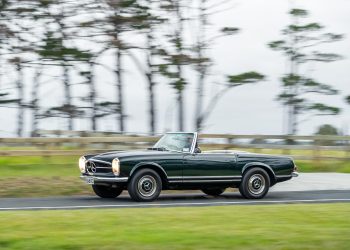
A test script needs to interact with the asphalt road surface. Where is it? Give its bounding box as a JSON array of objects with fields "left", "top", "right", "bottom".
[
  {"left": 1, "top": 173, "right": 350, "bottom": 211},
  {"left": 1, "top": 190, "right": 350, "bottom": 211}
]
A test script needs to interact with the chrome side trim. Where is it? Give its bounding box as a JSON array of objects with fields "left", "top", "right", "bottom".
[
  {"left": 168, "top": 176, "right": 242, "bottom": 180},
  {"left": 80, "top": 175, "right": 128, "bottom": 183},
  {"left": 169, "top": 179, "right": 241, "bottom": 183}
]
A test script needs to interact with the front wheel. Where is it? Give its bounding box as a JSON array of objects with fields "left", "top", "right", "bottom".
[
  {"left": 239, "top": 167, "right": 270, "bottom": 199},
  {"left": 92, "top": 185, "right": 123, "bottom": 198},
  {"left": 201, "top": 188, "right": 226, "bottom": 196},
  {"left": 128, "top": 168, "right": 162, "bottom": 202}
]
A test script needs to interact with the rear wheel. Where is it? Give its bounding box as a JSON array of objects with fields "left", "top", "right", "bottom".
[
  {"left": 239, "top": 167, "right": 270, "bottom": 199},
  {"left": 92, "top": 185, "right": 123, "bottom": 198},
  {"left": 128, "top": 168, "right": 162, "bottom": 202},
  {"left": 201, "top": 188, "right": 226, "bottom": 196}
]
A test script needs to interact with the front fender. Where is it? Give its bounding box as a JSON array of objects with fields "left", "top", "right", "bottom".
[{"left": 130, "top": 162, "right": 168, "bottom": 178}]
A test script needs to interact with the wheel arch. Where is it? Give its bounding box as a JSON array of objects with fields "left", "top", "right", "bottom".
[
  {"left": 242, "top": 162, "right": 276, "bottom": 185},
  {"left": 130, "top": 162, "right": 168, "bottom": 188}
]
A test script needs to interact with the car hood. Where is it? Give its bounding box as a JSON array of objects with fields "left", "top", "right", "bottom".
[{"left": 89, "top": 150, "right": 177, "bottom": 163}]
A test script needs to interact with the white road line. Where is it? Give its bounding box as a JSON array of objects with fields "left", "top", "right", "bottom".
[{"left": 1, "top": 198, "right": 350, "bottom": 211}]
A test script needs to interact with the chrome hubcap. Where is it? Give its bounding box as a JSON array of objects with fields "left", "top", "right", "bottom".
[
  {"left": 137, "top": 175, "right": 157, "bottom": 197},
  {"left": 248, "top": 174, "right": 266, "bottom": 195}
]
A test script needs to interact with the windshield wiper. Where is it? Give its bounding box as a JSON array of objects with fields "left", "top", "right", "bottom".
[{"left": 147, "top": 147, "right": 168, "bottom": 151}]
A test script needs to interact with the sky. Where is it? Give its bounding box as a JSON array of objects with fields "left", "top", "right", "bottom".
[{"left": 0, "top": 0, "right": 349, "bottom": 137}]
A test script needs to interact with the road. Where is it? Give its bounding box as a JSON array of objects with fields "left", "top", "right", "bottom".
[
  {"left": 1, "top": 173, "right": 350, "bottom": 211},
  {"left": 1, "top": 190, "right": 350, "bottom": 211}
]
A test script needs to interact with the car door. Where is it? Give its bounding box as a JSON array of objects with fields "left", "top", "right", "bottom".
[{"left": 182, "top": 153, "right": 240, "bottom": 182}]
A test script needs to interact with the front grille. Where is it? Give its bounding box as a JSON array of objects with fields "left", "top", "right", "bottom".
[{"left": 86, "top": 161, "right": 112, "bottom": 174}]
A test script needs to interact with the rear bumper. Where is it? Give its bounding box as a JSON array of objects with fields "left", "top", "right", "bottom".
[
  {"left": 80, "top": 175, "right": 128, "bottom": 184},
  {"left": 275, "top": 171, "right": 298, "bottom": 183},
  {"left": 292, "top": 171, "right": 299, "bottom": 177}
]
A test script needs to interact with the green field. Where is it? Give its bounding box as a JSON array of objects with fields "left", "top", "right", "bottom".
[
  {"left": 0, "top": 204, "right": 349, "bottom": 249},
  {"left": 0, "top": 156, "right": 93, "bottom": 197},
  {"left": 0, "top": 154, "right": 350, "bottom": 197}
]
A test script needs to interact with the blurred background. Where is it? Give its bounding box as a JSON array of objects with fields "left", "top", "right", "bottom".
[
  {"left": 0, "top": 0, "right": 350, "bottom": 197},
  {"left": 1, "top": 2, "right": 350, "bottom": 249},
  {"left": 0, "top": 0, "right": 349, "bottom": 137}
]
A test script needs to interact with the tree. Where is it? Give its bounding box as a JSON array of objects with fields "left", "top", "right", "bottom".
[
  {"left": 346, "top": 96, "right": 350, "bottom": 105},
  {"left": 196, "top": 72, "right": 265, "bottom": 128},
  {"left": 82, "top": 0, "right": 152, "bottom": 133},
  {"left": 192, "top": 0, "right": 243, "bottom": 131},
  {"left": 315, "top": 124, "right": 338, "bottom": 136},
  {"left": 0, "top": 0, "right": 40, "bottom": 136},
  {"left": 158, "top": 0, "right": 193, "bottom": 131},
  {"left": 0, "top": 0, "right": 10, "bottom": 92},
  {"left": 123, "top": 0, "right": 165, "bottom": 135},
  {"left": 315, "top": 124, "right": 339, "bottom": 146},
  {"left": 36, "top": 0, "right": 93, "bottom": 130},
  {"left": 29, "top": 67, "right": 42, "bottom": 136},
  {"left": 10, "top": 58, "right": 25, "bottom": 137},
  {"left": 268, "top": 8, "right": 343, "bottom": 134},
  {"left": 137, "top": 0, "right": 165, "bottom": 135},
  {"left": 0, "top": 6, "right": 18, "bottom": 115}
]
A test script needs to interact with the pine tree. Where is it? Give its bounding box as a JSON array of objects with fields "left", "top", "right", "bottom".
[
  {"left": 192, "top": 0, "right": 241, "bottom": 131},
  {"left": 268, "top": 8, "right": 343, "bottom": 134}
]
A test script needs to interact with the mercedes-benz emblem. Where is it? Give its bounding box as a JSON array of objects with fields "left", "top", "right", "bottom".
[{"left": 90, "top": 162, "right": 97, "bottom": 173}]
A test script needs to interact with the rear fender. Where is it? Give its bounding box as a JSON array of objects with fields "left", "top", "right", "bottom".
[{"left": 242, "top": 162, "right": 276, "bottom": 183}]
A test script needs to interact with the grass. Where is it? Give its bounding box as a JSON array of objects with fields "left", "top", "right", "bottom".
[
  {"left": 0, "top": 177, "right": 93, "bottom": 198},
  {"left": 0, "top": 156, "right": 77, "bottom": 177},
  {"left": 295, "top": 160, "right": 350, "bottom": 173},
  {"left": 0, "top": 204, "right": 349, "bottom": 249},
  {"left": 0, "top": 156, "right": 88, "bottom": 197}
]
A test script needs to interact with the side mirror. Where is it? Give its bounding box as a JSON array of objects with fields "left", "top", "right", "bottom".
[{"left": 193, "top": 148, "right": 201, "bottom": 154}]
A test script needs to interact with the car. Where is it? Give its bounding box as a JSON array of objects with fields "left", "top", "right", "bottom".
[{"left": 79, "top": 132, "right": 298, "bottom": 202}]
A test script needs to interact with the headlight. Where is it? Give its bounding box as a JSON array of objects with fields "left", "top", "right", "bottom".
[
  {"left": 112, "top": 158, "right": 120, "bottom": 176},
  {"left": 78, "top": 156, "right": 86, "bottom": 173}
]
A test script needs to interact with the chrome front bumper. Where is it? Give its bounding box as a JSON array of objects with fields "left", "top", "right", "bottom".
[{"left": 80, "top": 175, "right": 128, "bottom": 184}]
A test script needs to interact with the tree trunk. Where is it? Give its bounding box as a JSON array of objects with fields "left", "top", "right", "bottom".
[
  {"left": 176, "top": 0, "right": 185, "bottom": 131},
  {"left": 30, "top": 68, "right": 41, "bottom": 137},
  {"left": 63, "top": 63, "right": 73, "bottom": 131},
  {"left": 287, "top": 13, "right": 300, "bottom": 135},
  {"left": 146, "top": 31, "right": 156, "bottom": 135},
  {"left": 16, "top": 62, "right": 24, "bottom": 137},
  {"left": 195, "top": 0, "right": 207, "bottom": 132},
  {"left": 89, "top": 61, "right": 97, "bottom": 131},
  {"left": 177, "top": 82, "right": 184, "bottom": 131},
  {"left": 147, "top": 72, "right": 156, "bottom": 134},
  {"left": 116, "top": 48, "right": 124, "bottom": 133},
  {"left": 195, "top": 71, "right": 205, "bottom": 131}
]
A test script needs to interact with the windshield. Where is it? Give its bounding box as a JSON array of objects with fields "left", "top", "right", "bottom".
[{"left": 153, "top": 133, "right": 195, "bottom": 152}]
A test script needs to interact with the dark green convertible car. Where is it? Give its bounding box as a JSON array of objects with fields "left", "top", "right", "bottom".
[{"left": 79, "top": 132, "right": 298, "bottom": 201}]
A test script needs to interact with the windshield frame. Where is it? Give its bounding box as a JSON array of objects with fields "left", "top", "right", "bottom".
[{"left": 153, "top": 132, "right": 198, "bottom": 154}]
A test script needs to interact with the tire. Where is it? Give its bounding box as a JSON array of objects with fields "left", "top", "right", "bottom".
[
  {"left": 239, "top": 167, "right": 270, "bottom": 199},
  {"left": 92, "top": 185, "right": 123, "bottom": 198},
  {"left": 201, "top": 188, "right": 226, "bottom": 196},
  {"left": 128, "top": 168, "right": 162, "bottom": 202}
]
